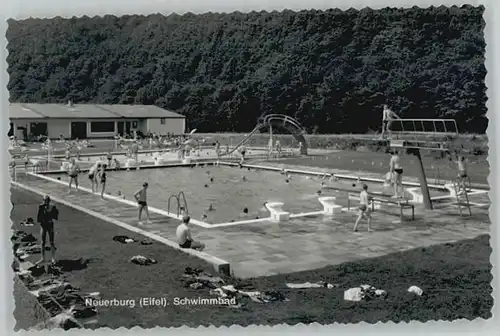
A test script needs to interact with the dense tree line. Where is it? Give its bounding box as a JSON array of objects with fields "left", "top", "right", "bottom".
[{"left": 6, "top": 5, "right": 487, "bottom": 134}]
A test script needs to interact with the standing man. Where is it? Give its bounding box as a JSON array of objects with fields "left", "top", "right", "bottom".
[
  {"left": 134, "top": 182, "right": 150, "bottom": 225},
  {"left": 67, "top": 158, "right": 80, "bottom": 192},
  {"left": 353, "top": 184, "right": 373, "bottom": 232},
  {"left": 36, "top": 195, "right": 59, "bottom": 265},
  {"left": 390, "top": 151, "right": 404, "bottom": 198},
  {"left": 381, "top": 104, "right": 401, "bottom": 138}
]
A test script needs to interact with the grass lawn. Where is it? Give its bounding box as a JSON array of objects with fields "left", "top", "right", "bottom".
[
  {"left": 11, "top": 187, "right": 492, "bottom": 329},
  {"left": 196, "top": 132, "right": 488, "bottom": 152}
]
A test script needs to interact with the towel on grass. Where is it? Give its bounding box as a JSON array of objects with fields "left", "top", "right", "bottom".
[{"left": 130, "top": 255, "right": 157, "bottom": 265}]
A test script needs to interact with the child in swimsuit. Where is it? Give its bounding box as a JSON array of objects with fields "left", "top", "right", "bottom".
[{"left": 98, "top": 164, "right": 107, "bottom": 198}]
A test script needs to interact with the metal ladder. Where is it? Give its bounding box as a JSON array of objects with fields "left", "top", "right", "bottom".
[
  {"left": 452, "top": 177, "right": 472, "bottom": 216},
  {"left": 167, "top": 191, "right": 189, "bottom": 217}
]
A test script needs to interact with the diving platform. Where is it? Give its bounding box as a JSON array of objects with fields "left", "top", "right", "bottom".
[
  {"left": 357, "top": 118, "right": 461, "bottom": 211},
  {"left": 388, "top": 118, "right": 459, "bottom": 139}
]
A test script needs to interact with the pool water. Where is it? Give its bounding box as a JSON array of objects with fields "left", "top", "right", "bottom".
[
  {"left": 57, "top": 165, "right": 352, "bottom": 223},
  {"left": 50, "top": 165, "right": 450, "bottom": 224}
]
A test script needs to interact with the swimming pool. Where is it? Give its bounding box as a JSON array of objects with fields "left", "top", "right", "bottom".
[{"left": 45, "top": 163, "right": 450, "bottom": 224}]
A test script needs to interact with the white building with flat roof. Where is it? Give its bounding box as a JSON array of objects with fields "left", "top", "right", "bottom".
[{"left": 9, "top": 102, "right": 186, "bottom": 140}]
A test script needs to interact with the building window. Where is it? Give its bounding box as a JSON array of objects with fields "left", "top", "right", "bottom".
[
  {"left": 90, "top": 121, "right": 115, "bottom": 133},
  {"left": 160, "top": 118, "right": 166, "bottom": 125}
]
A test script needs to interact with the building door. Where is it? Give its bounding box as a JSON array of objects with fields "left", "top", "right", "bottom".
[
  {"left": 117, "top": 122, "right": 124, "bottom": 136},
  {"left": 8, "top": 123, "right": 14, "bottom": 137},
  {"left": 125, "top": 121, "right": 132, "bottom": 135},
  {"left": 71, "top": 122, "right": 87, "bottom": 139},
  {"left": 30, "top": 122, "right": 48, "bottom": 137}
]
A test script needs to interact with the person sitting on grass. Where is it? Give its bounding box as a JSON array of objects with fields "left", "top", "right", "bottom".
[
  {"left": 353, "top": 184, "right": 373, "bottom": 232},
  {"left": 176, "top": 216, "right": 205, "bottom": 251}
]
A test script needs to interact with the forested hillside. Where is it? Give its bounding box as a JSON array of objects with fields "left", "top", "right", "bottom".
[{"left": 6, "top": 5, "right": 487, "bottom": 133}]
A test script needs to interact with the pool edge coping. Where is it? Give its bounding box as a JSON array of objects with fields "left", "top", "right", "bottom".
[{"left": 10, "top": 180, "right": 232, "bottom": 277}]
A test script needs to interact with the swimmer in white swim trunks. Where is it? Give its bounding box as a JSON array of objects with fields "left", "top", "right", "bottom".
[
  {"left": 381, "top": 104, "right": 401, "bottom": 138},
  {"left": 67, "top": 158, "right": 80, "bottom": 192},
  {"left": 390, "top": 151, "right": 404, "bottom": 198},
  {"left": 353, "top": 184, "right": 373, "bottom": 232}
]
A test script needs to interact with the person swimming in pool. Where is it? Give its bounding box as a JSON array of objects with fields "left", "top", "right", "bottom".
[
  {"left": 134, "top": 182, "right": 150, "bottom": 225},
  {"left": 88, "top": 163, "right": 99, "bottom": 193},
  {"left": 67, "top": 158, "right": 80, "bottom": 192},
  {"left": 97, "top": 164, "right": 107, "bottom": 198},
  {"left": 390, "top": 151, "right": 404, "bottom": 198},
  {"left": 353, "top": 184, "right": 373, "bottom": 232}
]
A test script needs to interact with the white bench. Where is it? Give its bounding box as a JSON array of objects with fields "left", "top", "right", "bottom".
[
  {"left": 406, "top": 188, "right": 423, "bottom": 203},
  {"left": 318, "top": 196, "right": 342, "bottom": 215},
  {"left": 265, "top": 202, "right": 290, "bottom": 222}
]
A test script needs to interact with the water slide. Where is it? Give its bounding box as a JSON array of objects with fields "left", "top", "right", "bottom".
[{"left": 220, "top": 114, "right": 308, "bottom": 156}]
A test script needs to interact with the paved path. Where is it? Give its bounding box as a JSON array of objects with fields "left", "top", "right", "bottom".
[{"left": 16, "top": 172, "right": 490, "bottom": 279}]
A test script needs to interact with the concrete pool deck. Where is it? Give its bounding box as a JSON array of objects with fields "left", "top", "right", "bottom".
[{"left": 13, "top": 169, "right": 490, "bottom": 279}]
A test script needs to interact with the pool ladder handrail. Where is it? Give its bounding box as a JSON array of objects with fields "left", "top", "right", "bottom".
[{"left": 167, "top": 191, "right": 189, "bottom": 217}]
